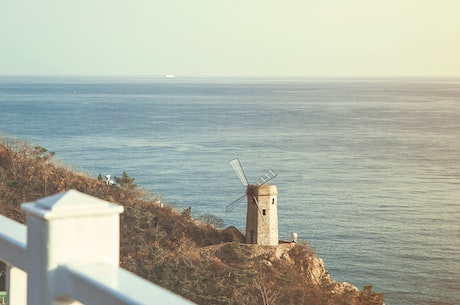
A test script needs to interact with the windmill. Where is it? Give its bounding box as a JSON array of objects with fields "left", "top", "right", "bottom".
[{"left": 227, "top": 158, "right": 279, "bottom": 245}]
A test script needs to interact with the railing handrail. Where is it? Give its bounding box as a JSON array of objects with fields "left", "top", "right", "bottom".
[
  {"left": 57, "top": 263, "right": 195, "bottom": 305},
  {"left": 0, "top": 215, "right": 27, "bottom": 271}
]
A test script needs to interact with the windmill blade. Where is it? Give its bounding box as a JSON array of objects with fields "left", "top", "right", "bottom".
[
  {"left": 225, "top": 193, "right": 246, "bottom": 213},
  {"left": 229, "top": 158, "right": 249, "bottom": 186},
  {"left": 251, "top": 195, "right": 267, "bottom": 225},
  {"left": 256, "top": 168, "right": 277, "bottom": 185}
]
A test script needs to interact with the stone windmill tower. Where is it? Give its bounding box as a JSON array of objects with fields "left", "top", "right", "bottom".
[{"left": 226, "top": 159, "right": 279, "bottom": 246}]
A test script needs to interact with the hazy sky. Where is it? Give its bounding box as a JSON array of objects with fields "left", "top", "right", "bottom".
[{"left": 1, "top": 0, "right": 459, "bottom": 77}]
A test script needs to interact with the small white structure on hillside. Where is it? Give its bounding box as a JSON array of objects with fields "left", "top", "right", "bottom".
[
  {"left": 105, "top": 175, "right": 114, "bottom": 185},
  {"left": 291, "top": 232, "right": 298, "bottom": 243}
]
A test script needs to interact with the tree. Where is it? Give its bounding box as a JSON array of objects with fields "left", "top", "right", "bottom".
[
  {"left": 197, "top": 213, "right": 224, "bottom": 229},
  {"left": 253, "top": 265, "right": 283, "bottom": 305},
  {"left": 182, "top": 207, "right": 192, "bottom": 218},
  {"left": 115, "top": 171, "right": 137, "bottom": 189}
]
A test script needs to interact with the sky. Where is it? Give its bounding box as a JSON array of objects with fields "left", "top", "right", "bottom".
[{"left": 1, "top": 0, "right": 459, "bottom": 77}]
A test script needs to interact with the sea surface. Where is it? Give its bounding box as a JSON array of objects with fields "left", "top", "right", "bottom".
[{"left": 1, "top": 76, "right": 459, "bottom": 305}]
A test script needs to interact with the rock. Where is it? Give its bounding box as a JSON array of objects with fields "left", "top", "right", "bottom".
[{"left": 221, "top": 226, "right": 245, "bottom": 243}]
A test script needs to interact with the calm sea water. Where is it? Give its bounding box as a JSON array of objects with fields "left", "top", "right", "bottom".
[{"left": 1, "top": 76, "right": 459, "bottom": 305}]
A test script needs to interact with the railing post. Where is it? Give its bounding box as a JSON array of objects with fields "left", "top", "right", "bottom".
[
  {"left": 21, "top": 190, "right": 124, "bottom": 305},
  {"left": 5, "top": 266, "right": 27, "bottom": 305}
]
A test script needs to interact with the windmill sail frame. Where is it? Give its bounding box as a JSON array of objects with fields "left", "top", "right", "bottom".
[
  {"left": 229, "top": 158, "right": 249, "bottom": 186},
  {"left": 226, "top": 158, "right": 277, "bottom": 213}
]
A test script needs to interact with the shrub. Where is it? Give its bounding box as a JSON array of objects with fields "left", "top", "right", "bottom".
[{"left": 197, "top": 213, "right": 224, "bottom": 229}]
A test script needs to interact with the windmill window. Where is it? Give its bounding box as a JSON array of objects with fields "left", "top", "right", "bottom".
[
  {"left": 272, "top": 198, "right": 275, "bottom": 204},
  {"left": 262, "top": 209, "right": 266, "bottom": 215}
]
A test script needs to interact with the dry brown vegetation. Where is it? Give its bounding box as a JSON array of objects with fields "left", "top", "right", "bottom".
[{"left": 0, "top": 137, "right": 384, "bottom": 305}]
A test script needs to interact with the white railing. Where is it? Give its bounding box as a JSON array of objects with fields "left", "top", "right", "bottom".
[{"left": 0, "top": 190, "right": 196, "bottom": 305}]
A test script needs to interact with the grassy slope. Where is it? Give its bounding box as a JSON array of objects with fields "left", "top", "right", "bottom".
[{"left": 0, "top": 138, "right": 384, "bottom": 305}]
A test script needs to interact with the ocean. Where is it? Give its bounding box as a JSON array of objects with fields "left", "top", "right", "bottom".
[{"left": 1, "top": 76, "right": 459, "bottom": 305}]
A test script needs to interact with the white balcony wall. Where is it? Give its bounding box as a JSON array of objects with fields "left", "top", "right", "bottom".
[{"left": 0, "top": 190, "right": 196, "bottom": 305}]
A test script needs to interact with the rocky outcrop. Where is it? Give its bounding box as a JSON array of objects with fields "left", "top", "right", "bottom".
[{"left": 254, "top": 242, "right": 385, "bottom": 305}]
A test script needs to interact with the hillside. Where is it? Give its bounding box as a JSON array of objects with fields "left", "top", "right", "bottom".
[{"left": 0, "top": 137, "right": 384, "bottom": 305}]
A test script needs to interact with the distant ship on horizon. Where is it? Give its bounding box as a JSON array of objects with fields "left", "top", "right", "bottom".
[{"left": 165, "top": 74, "right": 175, "bottom": 78}]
